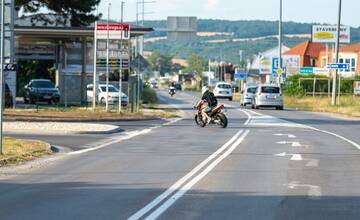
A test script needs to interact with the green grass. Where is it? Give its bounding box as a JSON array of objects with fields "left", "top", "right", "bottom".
[
  {"left": 0, "top": 137, "right": 52, "bottom": 166},
  {"left": 285, "top": 96, "right": 360, "bottom": 118}
]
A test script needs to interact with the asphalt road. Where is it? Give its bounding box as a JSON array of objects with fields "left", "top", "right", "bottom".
[{"left": 1, "top": 90, "right": 360, "bottom": 220}]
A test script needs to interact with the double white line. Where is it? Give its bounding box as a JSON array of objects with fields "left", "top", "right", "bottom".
[{"left": 128, "top": 129, "right": 250, "bottom": 220}]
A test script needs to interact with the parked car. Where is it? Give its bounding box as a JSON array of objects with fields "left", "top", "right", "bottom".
[
  {"left": 174, "top": 83, "right": 182, "bottom": 91},
  {"left": 87, "top": 84, "right": 128, "bottom": 106},
  {"left": 213, "top": 82, "right": 233, "bottom": 101},
  {"left": 252, "top": 84, "right": 283, "bottom": 110},
  {"left": 5, "top": 83, "right": 13, "bottom": 108},
  {"left": 24, "top": 79, "right": 60, "bottom": 104},
  {"left": 150, "top": 81, "right": 158, "bottom": 89},
  {"left": 240, "top": 86, "right": 257, "bottom": 106}
]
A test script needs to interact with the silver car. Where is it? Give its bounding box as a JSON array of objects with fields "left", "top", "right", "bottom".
[
  {"left": 252, "top": 84, "right": 284, "bottom": 110},
  {"left": 240, "top": 86, "right": 257, "bottom": 106}
]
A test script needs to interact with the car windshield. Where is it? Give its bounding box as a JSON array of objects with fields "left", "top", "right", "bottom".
[
  {"left": 100, "top": 86, "right": 118, "bottom": 93},
  {"left": 217, "top": 84, "right": 231, "bottom": 89},
  {"left": 32, "top": 81, "right": 54, "bottom": 88},
  {"left": 247, "top": 87, "right": 257, "bottom": 94},
  {"left": 261, "top": 86, "right": 280, "bottom": 94}
]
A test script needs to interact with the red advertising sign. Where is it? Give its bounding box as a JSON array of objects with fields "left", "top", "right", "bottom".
[{"left": 96, "top": 23, "right": 131, "bottom": 40}]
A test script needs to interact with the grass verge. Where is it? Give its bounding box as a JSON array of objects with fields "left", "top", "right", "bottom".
[
  {"left": 0, "top": 137, "right": 52, "bottom": 167},
  {"left": 285, "top": 96, "right": 360, "bottom": 118}
]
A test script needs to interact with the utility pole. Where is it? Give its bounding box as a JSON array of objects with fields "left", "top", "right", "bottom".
[
  {"left": 105, "top": 2, "right": 111, "bottom": 112},
  {"left": 278, "top": 0, "right": 283, "bottom": 86},
  {"left": 0, "top": 0, "right": 5, "bottom": 155},
  {"left": 118, "top": 1, "right": 124, "bottom": 113},
  {"left": 92, "top": 6, "right": 98, "bottom": 110},
  {"left": 332, "top": 0, "right": 342, "bottom": 106}
]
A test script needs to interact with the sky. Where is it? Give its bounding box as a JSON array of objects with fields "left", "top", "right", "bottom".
[{"left": 98, "top": 0, "right": 360, "bottom": 27}]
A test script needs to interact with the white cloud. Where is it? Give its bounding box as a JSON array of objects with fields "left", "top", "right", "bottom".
[{"left": 207, "top": 0, "right": 218, "bottom": 8}]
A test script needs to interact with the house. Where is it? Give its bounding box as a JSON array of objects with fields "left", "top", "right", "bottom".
[
  {"left": 318, "top": 43, "right": 360, "bottom": 77},
  {"left": 284, "top": 40, "right": 326, "bottom": 68}
]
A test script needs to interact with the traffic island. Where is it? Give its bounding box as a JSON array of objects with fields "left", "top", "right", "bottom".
[{"left": 0, "top": 137, "right": 52, "bottom": 167}]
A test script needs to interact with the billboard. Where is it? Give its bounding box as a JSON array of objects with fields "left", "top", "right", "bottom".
[
  {"left": 312, "top": 25, "right": 350, "bottom": 43},
  {"left": 96, "top": 24, "right": 131, "bottom": 40}
]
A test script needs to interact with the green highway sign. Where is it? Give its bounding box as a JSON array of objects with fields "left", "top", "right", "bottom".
[{"left": 300, "top": 67, "right": 314, "bottom": 74}]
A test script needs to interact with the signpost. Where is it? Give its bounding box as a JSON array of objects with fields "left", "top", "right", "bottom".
[
  {"left": 234, "top": 72, "right": 247, "bottom": 80},
  {"left": 300, "top": 67, "right": 330, "bottom": 75},
  {"left": 312, "top": 25, "right": 350, "bottom": 44},
  {"left": 354, "top": 81, "right": 360, "bottom": 96},
  {"left": 326, "top": 63, "right": 350, "bottom": 70}
]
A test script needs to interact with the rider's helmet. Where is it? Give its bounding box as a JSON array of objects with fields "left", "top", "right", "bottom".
[{"left": 202, "top": 86, "right": 209, "bottom": 95}]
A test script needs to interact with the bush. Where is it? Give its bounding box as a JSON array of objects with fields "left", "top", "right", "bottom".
[{"left": 141, "top": 87, "right": 157, "bottom": 104}]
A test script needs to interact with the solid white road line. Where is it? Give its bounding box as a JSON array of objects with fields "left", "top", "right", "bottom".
[
  {"left": 68, "top": 118, "right": 182, "bottom": 155},
  {"left": 245, "top": 109, "right": 360, "bottom": 151},
  {"left": 285, "top": 181, "right": 322, "bottom": 198},
  {"left": 128, "top": 130, "right": 245, "bottom": 220},
  {"left": 143, "top": 130, "right": 250, "bottom": 220}
]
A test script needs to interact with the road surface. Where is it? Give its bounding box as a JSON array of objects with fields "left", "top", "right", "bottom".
[{"left": 1, "top": 90, "right": 360, "bottom": 220}]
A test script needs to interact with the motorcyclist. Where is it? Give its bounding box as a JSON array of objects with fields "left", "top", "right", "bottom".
[{"left": 201, "top": 86, "right": 218, "bottom": 115}]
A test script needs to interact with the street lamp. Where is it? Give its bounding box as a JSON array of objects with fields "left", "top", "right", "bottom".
[
  {"left": 331, "top": 0, "right": 342, "bottom": 106},
  {"left": 105, "top": 2, "right": 111, "bottom": 112},
  {"left": 278, "top": 0, "right": 283, "bottom": 86},
  {"left": 0, "top": 0, "right": 5, "bottom": 154}
]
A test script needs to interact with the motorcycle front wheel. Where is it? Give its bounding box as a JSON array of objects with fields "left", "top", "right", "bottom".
[
  {"left": 195, "top": 114, "right": 206, "bottom": 127},
  {"left": 216, "top": 113, "right": 228, "bottom": 128}
]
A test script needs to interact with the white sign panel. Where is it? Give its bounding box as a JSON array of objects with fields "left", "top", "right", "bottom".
[
  {"left": 312, "top": 25, "right": 350, "bottom": 43},
  {"left": 96, "top": 24, "right": 131, "bottom": 40},
  {"left": 354, "top": 81, "right": 360, "bottom": 95}
]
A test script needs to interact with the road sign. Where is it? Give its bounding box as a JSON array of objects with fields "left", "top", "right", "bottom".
[
  {"left": 300, "top": 67, "right": 313, "bottom": 74},
  {"left": 326, "top": 63, "right": 350, "bottom": 70},
  {"left": 3, "top": 63, "right": 17, "bottom": 71},
  {"left": 96, "top": 23, "right": 131, "bottom": 40},
  {"left": 272, "top": 57, "right": 284, "bottom": 74},
  {"left": 96, "top": 58, "right": 129, "bottom": 68},
  {"left": 277, "top": 68, "right": 283, "bottom": 76},
  {"left": 234, "top": 72, "right": 247, "bottom": 80},
  {"left": 354, "top": 81, "right": 360, "bottom": 96},
  {"left": 312, "top": 25, "right": 351, "bottom": 44}
]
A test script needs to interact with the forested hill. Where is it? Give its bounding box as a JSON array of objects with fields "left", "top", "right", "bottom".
[{"left": 143, "top": 19, "right": 360, "bottom": 42}]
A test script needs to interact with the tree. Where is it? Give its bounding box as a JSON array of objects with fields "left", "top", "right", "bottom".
[
  {"left": 15, "top": 0, "right": 101, "bottom": 27},
  {"left": 187, "top": 54, "right": 205, "bottom": 77},
  {"left": 147, "top": 52, "right": 173, "bottom": 76}
]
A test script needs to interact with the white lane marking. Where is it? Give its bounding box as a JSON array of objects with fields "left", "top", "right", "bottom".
[
  {"left": 285, "top": 181, "right": 322, "bottom": 198},
  {"left": 128, "top": 130, "right": 245, "bottom": 220},
  {"left": 290, "top": 154, "right": 303, "bottom": 161},
  {"left": 244, "top": 109, "right": 360, "bottom": 151},
  {"left": 274, "top": 133, "right": 296, "bottom": 138},
  {"left": 68, "top": 118, "right": 181, "bottom": 155},
  {"left": 238, "top": 109, "right": 252, "bottom": 125},
  {"left": 305, "top": 125, "right": 360, "bottom": 150},
  {"left": 143, "top": 130, "right": 250, "bottom": 220},
  {"left": 276, "top": 141, "right": 303, "bottom": 147},
  {"left": 306, "top": 159, "right": 319, "bottom": 167},
  {"left": 275, "top": 152, "right": 302, "bottom": 161},
  {"left": 244, "top": 109, "right": 265, "bottom": 116}
]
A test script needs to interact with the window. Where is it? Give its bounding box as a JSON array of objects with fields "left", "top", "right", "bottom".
[
  {"left": 351, "top": 58, "right": 356, "bottom": 72},
  {"left": 87, "top": 86, "right": 93, "bottom": 91},
  {"left": 322, "top": 58, "right": 327, "bottom": 68},
  {"left": 261, "top": 87, "right": 280, "bottom": 94},
  {"left": 100, "top": 86, "right": 118, "bottom": 93},
  {"left": 247, "top": 87, "right": 257, "bottom": 94},
  {"left": 217, "top": 84, "right": 231, "bottom": 89},
  {"left": 345, "top": 59, "right": 351, "bottom": 72},
  {"left": 32, "top": 80, "right": 55, "bottom": 88}
]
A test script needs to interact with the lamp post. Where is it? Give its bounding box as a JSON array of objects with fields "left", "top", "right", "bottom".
[
  {"left": 331, "top": 0, "right": 342, "bottom": 106},
  {"left": 105, "top": 2, "right": 111, "bottom": 112},
  {"left": 118, "top": 1, "right": 124, "bottom": 113},
  {"left": 92, "top": 6, "right": 98, "bottom": 110},
  {"left": 278, "top": 0, "right": 283, "bottom": 86},
  {"left": 0, "top": 0, "right": 5, "bottom": 155}
]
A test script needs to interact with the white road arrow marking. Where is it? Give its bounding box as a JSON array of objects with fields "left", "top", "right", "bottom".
[
  {"left": 274, "top": 133, "right": 296, "bottom": 138},
  {"left": 284, "top": 181, "right": 322, "bottom": 198},
  {"left": 277, "top": 141, "right": 302, "bottom": 147},
  {"left": 275, "top": 152, "right": 302, "bottom": 161}
]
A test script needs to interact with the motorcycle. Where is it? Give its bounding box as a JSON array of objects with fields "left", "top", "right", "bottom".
[
  {"left": 169, "top": 86, "right": 176, "bottom": 97},
  {"left": 194, "top": 100, "right": 228, "bottom": 128}
]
